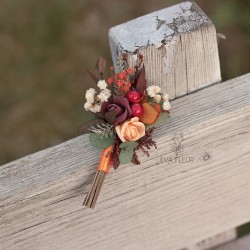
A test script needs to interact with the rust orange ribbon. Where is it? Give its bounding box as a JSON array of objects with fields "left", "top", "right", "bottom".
[{"left": 97, "top": 145, "right": 114, "bottom": 174}]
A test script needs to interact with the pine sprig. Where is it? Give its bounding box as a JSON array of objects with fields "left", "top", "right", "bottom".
[{"left": 89, "top": 123, "right": 114, "bottom": 139}]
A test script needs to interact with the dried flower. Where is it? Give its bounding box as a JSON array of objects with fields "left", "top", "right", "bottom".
[
  {"left": 108, "top": 68, "right": 133, "bottom": 95},
  {"left": 85, "top": 88, "right": 96, "bottom": 102},
  {"left": 132, "top": 128, "right": 157, "bottom": 165},
  {"left": 97, "top": 91, "right": 109, "bottom": 102},
  {"left": 84, "top": 102, "right": 92, "bottom": 111},
  {"left": 87, "top": 104, "right": 101, "bottom": 113},
  {"left": 162, "top": 101, "right": 171, "bottom": 111},
  {"left": 112, "top": 136, "right": 122, "bottom": 169},
  {"left": 97, "top": 80, "right": 107, "bottom": 90},
  {"left": 162, "top": 93, "right": 170, "bottom": 101},
  {"left": 154, "top": 94, "right": 161, "bottom": 103},
  {"left": 146, "top": 85, "right": 161, "bottom": 97},
  {"left": 126, "top": 68, "right": 133, "bottom": 74},
  {"left": 102, "top": 89, "right": 111, "bottom": 98}
]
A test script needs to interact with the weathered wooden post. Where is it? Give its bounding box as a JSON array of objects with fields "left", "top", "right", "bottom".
[
  {"left": 109, "top": 1, "right": 221, "bottom": 99},
  {"left": 109, "top": 2, "right": 230, "bottom": 248}
]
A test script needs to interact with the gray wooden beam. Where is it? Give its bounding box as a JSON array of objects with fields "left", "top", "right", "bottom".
[{"left": 1, "top": 73, "right": 250, "bottom": 250}]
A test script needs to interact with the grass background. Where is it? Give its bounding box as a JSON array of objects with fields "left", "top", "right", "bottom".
[
  {"left": 0, "top": 0, "right": 250, "bottom": 238},
  {"left": 0, "top": 0, "right": 249, "bottom": 164}
]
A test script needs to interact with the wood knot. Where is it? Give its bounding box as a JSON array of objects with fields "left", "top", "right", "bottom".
[{"left": 202, "top": 153, "right": 211, "bottom": 161}]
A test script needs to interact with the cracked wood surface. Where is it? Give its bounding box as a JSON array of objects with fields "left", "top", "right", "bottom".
[
  {"left": 109, "top": 1, "right": 221, "bottom": 99},
  {"left": 0, "top": 73, "right": 250, "bottom": 250}
]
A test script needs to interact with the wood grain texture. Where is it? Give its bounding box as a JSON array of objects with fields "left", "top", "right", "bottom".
[
  {"left": 213, "top": 235, "right": 250, "bottom": 250},
  {"left": 109, "top": 1, "right": 221, "bottom": 99},
  {"left": 1, "top": 73, "right": 250, "bottom": 250}
]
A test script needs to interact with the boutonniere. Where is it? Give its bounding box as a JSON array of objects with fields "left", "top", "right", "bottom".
[{"left": 79, "top": 54, "right": 171, "bottom": 208}]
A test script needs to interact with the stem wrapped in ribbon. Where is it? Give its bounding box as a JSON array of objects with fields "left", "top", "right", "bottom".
[{"left": 83, "top": 145, "right": 113, "bottom": 208}]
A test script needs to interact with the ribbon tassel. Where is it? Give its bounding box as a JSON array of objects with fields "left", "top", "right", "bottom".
[{"left": 83, "top": 145, "right": 113, "bottom": 209}]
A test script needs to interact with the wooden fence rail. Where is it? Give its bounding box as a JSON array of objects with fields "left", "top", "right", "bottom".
[
  {"left": 1, "top": 1, "right": 250, "bottom": 249},
  {"left": 1, "top": 73, "right": 250, "bottom": 250}
]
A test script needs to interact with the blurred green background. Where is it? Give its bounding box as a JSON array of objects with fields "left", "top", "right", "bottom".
[{"left": 0, "top": 0, "right": 250, "bottom": 165}]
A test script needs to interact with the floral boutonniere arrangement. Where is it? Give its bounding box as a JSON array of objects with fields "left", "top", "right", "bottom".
[{"left": 80, "top": 54, "right": 171, "bottom": 208}]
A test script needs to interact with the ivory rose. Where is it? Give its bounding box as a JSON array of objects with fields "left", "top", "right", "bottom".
[{"left": 115, "top": 117, "right": 145, "bottom": 142}]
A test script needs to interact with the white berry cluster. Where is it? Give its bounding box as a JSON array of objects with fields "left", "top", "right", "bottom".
[
  {"left": 146, "top": 85, "right": 171, "bottom": 111},
  {"left": 84, "top": 80, "right": 111, "bottom": 113}
]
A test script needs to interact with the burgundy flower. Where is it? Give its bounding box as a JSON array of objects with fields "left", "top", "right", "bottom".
[{"left": 101, "top": 96, "right": 132, "bottom": 126}]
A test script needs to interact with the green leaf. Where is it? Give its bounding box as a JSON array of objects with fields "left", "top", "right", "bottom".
[
  {"left": 119, "top": 149, "right": 134, "bottom": 164},
  {"left": 145, "top": 112, "right": 170, "bottom": 129},
  {"left": 119, "top": 141, "right": 139, "bottom": 164},
  {"left": 78, "top": 118, "right": 104, "bottom": 134},
  {"left": 89, "top": 133, "right": 115, "bottom": 149},
  {"left": 105, "top": 111, "right": 116, "bottom": 125},
  {"left": 119, "top": 141, "right": 138, "bottom": 149}
]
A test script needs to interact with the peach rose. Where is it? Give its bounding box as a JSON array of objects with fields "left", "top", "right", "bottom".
[{"left": 115, "top": 117, "right": 145, "bottom": 142}]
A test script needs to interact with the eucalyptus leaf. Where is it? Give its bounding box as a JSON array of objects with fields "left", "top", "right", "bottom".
[
  {"left": 119, "top": 141, "right": 139, "bottom": 149},
  {"left": 89, "top": 133, "right": 115, "bottom": 149},
  {"left": 145, "top": 112, "right": 170, "bottom": 129},
  {"left": 119, "top": 141, "right": 139, "bottom": 164},
  {"left": 119, "top": 147, "right": 135, "bottom": 164}
]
